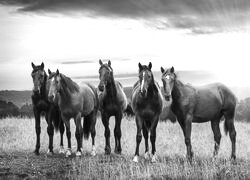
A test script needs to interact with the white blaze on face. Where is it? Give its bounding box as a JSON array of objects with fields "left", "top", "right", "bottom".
[
  {"left": 165, "top": 75, "right": 170, "bottom": 80},
  {"left": 141, "top": 72, "right": 145, "bottom": 92}
]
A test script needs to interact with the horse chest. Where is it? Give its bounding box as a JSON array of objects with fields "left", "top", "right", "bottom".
[
  {"left": 33, "top": 99, "right": 49, "bottom": 111},
  {"left": 103, "top": 98, "right": 119, "bottom": 112}
]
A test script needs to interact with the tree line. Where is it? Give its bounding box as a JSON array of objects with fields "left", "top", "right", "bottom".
[{"left": 1, "top": 98, "right": 250, "bottom": 122}]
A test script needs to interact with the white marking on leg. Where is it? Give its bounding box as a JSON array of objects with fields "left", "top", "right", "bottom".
[
  {"left": 47, "top": 149, "right": 53, "bottom": 156},
  {"left": 133, "top": 155, "right": 139, "bottom": 163},
  {"left": 91, "top": 145, "right": 96, "bottom": 156},
  {"left": 59, "top": 146, "right": 65, "bottom": 154},
  {"left": 65, "top": 148, "right": 72, "bottom": 158},
  {"left": 144, "top": 151, "right": 150, "bottom": 160},
  {"left": 151, "top": 154, "right": 157, "bottom": 163},
  {"left": 76, "top": 151, "right": 82, "bottom": 157}
]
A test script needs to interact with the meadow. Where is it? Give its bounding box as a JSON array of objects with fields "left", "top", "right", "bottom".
[{"left": 0, "top": 116, "right": 250, "bottom": 179}]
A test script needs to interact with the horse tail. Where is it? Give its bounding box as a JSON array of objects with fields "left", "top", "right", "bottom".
[
  {"left": 219, "top": 84, "right": 237, "bottom": 135},
  {"left": 82, "top": 84, "right": 98, "bottom": 139},
  {"left": 83, "top": 113, "right": 92, "bottom": 139}
]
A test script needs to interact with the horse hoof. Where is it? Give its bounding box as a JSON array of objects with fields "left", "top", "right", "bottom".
[
  {"left": 114, "top": 149, "right": 122, "bottom": 155},
  {"left": 151, "top": 154, "right": 157, "bottom": 163},
  {"left": 65, "top": 149, "right": 72, "bottom": 157},
  {"left": 59, "top": 146, "right": 65, "bottom": 154},
  {"left": 144, "top": 151, "right": 150, "bottom": 160},
  {"left": 105, "top": 147, "right": 111, "bottom": 155},
  {"left": 231, "top": 154, "right": 236, "bottom": 160},
  {"left": 34, "top": 150, "right": 40, "bottom": 155},
  {"left": 76, "top": 151, "right": 81, "bottom": 157},
  {"left": 133, "top": 156, "right": 139, "bottom": 163},
  {"left": 46, "top": 149, "right": 54, "bottom": 156},
  {"left": 91, "top": 150, "right": 96, "bottom": 156}
]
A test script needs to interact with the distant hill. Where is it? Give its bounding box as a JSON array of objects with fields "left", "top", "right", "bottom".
[
  {"left": 1, "top": 70, "right": 250, "bottom": 108},
  {"left": 0, "top": 90, "right": 32, "bottom": 108}
]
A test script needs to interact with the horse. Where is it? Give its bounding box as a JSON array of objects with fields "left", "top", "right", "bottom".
[
  {"left": 48, "top": 69, "right": 98, "bottom": 157},
  {"left": 31, "top": 62, "right": 65, "bottom": 155},
  {"left": 160, "top": 66, "right": 237, "bottom": 161},
  {"left": 98, "top": 59, "right": 128, "bottom": 154},
  {"left": 131, "top": 62, "right": 163, "bottom": 163}
]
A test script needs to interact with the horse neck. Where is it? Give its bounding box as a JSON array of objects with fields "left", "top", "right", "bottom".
[
  {"left": 105, "top": 74, "right": 117, "bottom": 99},
  {"left": 172, "top": 79, "right": 183, "bottom": 102},
  {"left": 58, "top": 75, "right": 78, "bottom": 104},
  {"left": 147, "top": 77, "right": 158, "bottom": 98}
]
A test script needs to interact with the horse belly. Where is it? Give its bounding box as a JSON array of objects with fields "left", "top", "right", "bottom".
[{"left": 193, "top": 91, "right": 222, "bottom": 122}]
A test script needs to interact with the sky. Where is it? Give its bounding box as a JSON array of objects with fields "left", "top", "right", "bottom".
[{"left": 0, "top": 0, "right": 250, "bottom": 90}]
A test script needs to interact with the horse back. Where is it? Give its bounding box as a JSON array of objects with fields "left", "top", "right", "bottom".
[{"left": 193, "top": 83, "right": 236, "bottom": 121}]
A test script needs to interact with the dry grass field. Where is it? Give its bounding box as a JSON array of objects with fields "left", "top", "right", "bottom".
[{"left": 0, "top": 116, "right": 250, "bottom": 179}]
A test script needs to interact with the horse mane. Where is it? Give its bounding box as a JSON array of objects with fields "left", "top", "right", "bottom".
[{"left": 60, "top": 74, "right": 79, "bottom": 95}]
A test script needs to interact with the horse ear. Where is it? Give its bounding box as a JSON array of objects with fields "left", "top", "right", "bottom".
[
  {"left": 31, "top": 62, "right": 35, "bottom": 69},
  {"left": 170, "top": 66, "right": 174, "bottom": 73},
  {"left": 161, "top": 67, "right": 165, "bottom": 74},
  {"left": 99, "top": 59, "right": 103, "bottom": 66},
  {"left": 108, "top": 60, "right": 111, "bottom": 66},
  {"left": 56, "top": 69, "right": 59, "bottom": 75},
  {"left": 138, "top": 62, "right": 142, "bottom": 71},
  {"left": 48, "top": 69, "right": 51, "bottom": 75},
  {"left": 41, "top": 62, "right": 44, "bottom": 69},
  {"left": 148, "top": 62, "right": 152, "bottom": 70}
]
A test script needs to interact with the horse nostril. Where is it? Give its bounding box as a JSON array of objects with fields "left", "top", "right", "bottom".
[
  {"left": 98, "top": 85, "right": 104, "bottom": 92},
  {"left": 49, "top": 95, "right": 54, "bottom": 102},
  {"left": 165, "top": 95, "right": 170, "bottom": 101}
]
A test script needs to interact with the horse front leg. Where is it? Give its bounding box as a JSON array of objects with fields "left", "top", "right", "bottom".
[
  {"left": 46, "top": 109, "right": 54, "bottom": 155},
  {"left": 90, "top": 112, "right": 97, "bottom": 156},
  {"left": 142, "top": 124, "right": 149, "bottom": 160},
  {"left": 150, "top": 118, "right": 159, "bottom": 163},
  {"left": 133, "top": 116, "right": 142, "bottom": 163},
  {"left": 101, "top": 113, "right": 111, "bottom": 154},
  {"left": 59, "top": 115, "right": 65, "bottom": 154},
  {"left": 184, "top": 113, "right": 193, "bottom": 162},
  {"left": 61, "top": 115, "right": 72, "bottom": 157},
  {"left": 34, "top": 109, "right": 41, "bottom": 155},
  {"left": 74, "top": 113, "right": 83, "bottom": 157},
  {"left": 114, "top": 112, "right": 122, "bottom": 154}
]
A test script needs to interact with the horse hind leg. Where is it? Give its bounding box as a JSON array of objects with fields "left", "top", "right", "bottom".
[
  {"left": 224, "top": 110, "right": 236, "bottom": 160},
  {"left": 88, "top": 112, "right": 97, "bottom": 156},
  {"left": 114, "top": 112, "right": 122, "bottom": 154},
  {"left": 74, "top": 113, "right": 83, "bottom": 156},
  {"left": 211, "top": 119, "right": 221, "bottom": 157}
]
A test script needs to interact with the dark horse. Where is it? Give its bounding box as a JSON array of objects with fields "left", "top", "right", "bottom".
[
  {"left": 131, "top": 62, "right": 163, "bottom": 162},
  {"left": 98, "top": 60, "right": 128, "bottom": 154},
  {"left": 48, "top": 69, "right": 99, "bottom": 157},
  {"left": 161, "top": 66, "right": 237, "bottom": 160},
  {"left": 31, "top": 62, "right": 65, "bottom": 155}
]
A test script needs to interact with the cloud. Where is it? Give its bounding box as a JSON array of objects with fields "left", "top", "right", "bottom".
[{"left": 1, "top": 0, "right": 250, "bottom": 34}]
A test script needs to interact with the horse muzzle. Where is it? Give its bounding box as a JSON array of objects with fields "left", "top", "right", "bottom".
[
  {"left": 164, "top": 95, "right": 171, "bottom": 101},
  {"left": 98, "top": 84, "right": 105, "bottom": 92},
  {"left": 48, "top": 95, "right": 55, "bottom": 103}
]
